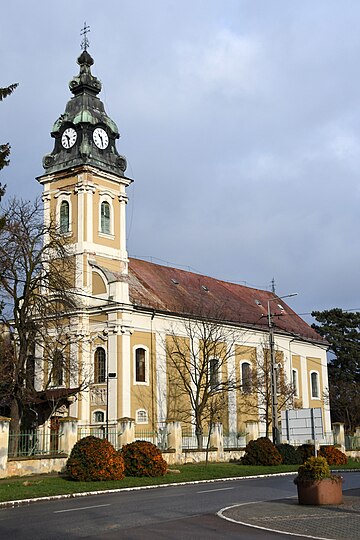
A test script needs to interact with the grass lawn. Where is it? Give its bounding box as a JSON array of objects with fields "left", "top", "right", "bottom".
[{"left": 0, "top": 460, "right": 359, "bottom": 503}]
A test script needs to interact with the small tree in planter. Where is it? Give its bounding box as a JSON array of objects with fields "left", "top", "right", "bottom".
[{"left": 294, "top": 456, "right": 343, "bottom": 505}]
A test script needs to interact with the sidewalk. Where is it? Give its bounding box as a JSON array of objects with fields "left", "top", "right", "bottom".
[{"left": 220, "top": 488, "right": 360, "bottom": 540}]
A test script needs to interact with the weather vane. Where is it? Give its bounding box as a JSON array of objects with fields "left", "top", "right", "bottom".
[{"left": 80, "top": 22, "right": 90, "bottom": 51}]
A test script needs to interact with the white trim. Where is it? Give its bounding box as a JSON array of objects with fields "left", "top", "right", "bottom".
[
  {"left": 133, "top": 345, "right": 149, "bottom": 385},
  {"left": 310, "top": 370, "right": 320, "bottom": 399}
]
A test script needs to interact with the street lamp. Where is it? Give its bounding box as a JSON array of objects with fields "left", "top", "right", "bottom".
[
  {"left": 106, "top": 372, "right": 117, "bottom": 440},
  {"left": 267, "top": 293, "right": 297, "bottom": 445}
]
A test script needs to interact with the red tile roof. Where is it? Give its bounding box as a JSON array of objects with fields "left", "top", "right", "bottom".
[{"left": 128, "top": 258, "right": 324, "bottom": 344}]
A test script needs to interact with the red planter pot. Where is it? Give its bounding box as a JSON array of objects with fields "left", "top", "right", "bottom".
[{"left": 296, "top": 476, "right": 343, "bottom": 505}]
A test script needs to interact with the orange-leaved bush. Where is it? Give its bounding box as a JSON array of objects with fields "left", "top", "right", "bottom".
[
  {"left": 319, "top": 445, "right": 348, "bottom": 465},
  {"left": 121, "top": 440, "right": 168, "bottom": 477},
  {"left": 66, "top": 436, "right": 125, "bottom": 481}
]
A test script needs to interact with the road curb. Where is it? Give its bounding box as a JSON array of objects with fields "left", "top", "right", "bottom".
[
  {"left": 1, "top": 469, "right": 357, "bottom": 509},
  {"left": 0, "top": 472, "right": 297, "bottom": 508}
]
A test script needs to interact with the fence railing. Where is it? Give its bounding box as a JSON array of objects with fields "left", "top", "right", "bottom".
[
  {"left": 345, "top": 435, "right": 360, "bottom": 450},
  {"left": 8, "top": 429, "right": 61, "bottom": 458},
  {"left": 223, "top": 432, "right": 247, "bottom": 448},
  {"left": 134, "top": 428, "right": 168, "bottom": 450},
  {"left": 182, "top": 431, "right": 209, "bottom": 449},
  {"left": 77, "top": 425, "right": 119, "bottom": 449}
]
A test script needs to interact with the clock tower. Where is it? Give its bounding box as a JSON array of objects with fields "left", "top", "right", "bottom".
[{"left": 37, "top": 46, "right": 133, "bottom": 303}]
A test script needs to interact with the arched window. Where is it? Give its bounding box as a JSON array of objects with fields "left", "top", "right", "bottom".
[
  {"left": 209, "top": 358, "right": 220, "bottom": 390},
  {"left": 100, "top": 201, "right": 111, "bottom": 234},
  {"left": 94, "top": 410, "right": 105, "bottom": 423},
  {"left": 52, "top": 349, "right": 63, "bottom": 386},
  {"left": 136, "top": 409, "right": 148, "bottom": 424},
  {"left": 310, "top": 371, "right": 320, "bottom": 399},
  {"left": 59, "top": 200, "right": 70, "bottom": 234},
  {"left": 135, "top": 347, "right": 146, "bottom": 383},
  {"left": 94, "top": 347, "right": 106, "bottom": 384},
  {"left": 241, "top": 361, "right": 251, "bottom": 393}
]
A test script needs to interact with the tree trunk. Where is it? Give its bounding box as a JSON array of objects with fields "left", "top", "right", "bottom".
[
  {"left": 9, "top": 399, "right": 21, "bottom": 457},
  {"left": 195, "top": 425, "right": 203, "bottom": 450}
]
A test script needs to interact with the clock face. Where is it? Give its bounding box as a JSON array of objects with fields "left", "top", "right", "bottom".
[
  {"left": 61, "top": 127, "right": 77, "bottom": 149},
  {"left": 93, "top": 128, "right": 109, "bottom": 149}
]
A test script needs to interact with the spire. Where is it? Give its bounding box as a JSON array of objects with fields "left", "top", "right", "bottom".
[
  {"left": 41, "top": 35, "right": 127, "bottom": 177},
  {"left": 69, "top": 49, "right": 102, "bottom": 96},
  {"left": 80, "top": 22, "right": 90, "bottom": 52}
]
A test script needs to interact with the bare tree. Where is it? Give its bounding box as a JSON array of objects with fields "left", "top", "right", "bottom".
[
  {"left": 238, "top": 343, "right": 298, "bottom": 438},
  {"left": 0, "top": 197, "right": 82, "bottom": 436},
  {"left": 165, "top": 311, "right": 242, "bottom": 450}
]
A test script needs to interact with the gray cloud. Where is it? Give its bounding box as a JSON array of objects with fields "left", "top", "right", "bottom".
[{"left": 2, "top": 0, "right": 360, "bottom": 321}]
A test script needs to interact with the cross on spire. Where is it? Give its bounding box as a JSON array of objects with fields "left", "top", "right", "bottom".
[{"left": 80, "top": 22, "right": 90, "bottom": 51}]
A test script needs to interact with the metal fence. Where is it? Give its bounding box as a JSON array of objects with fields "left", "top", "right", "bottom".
[
  {"left": 181, "top": 431, "right": 209, "bottom": 449},
  {"left": 345, "top": 435, "right": 360, "bottom": 450},
  {"left": 8, "top": 429, "right": 61, "bottom": 458},
  {"left": 134, "top": 427, "right": 168, "bottom": 450},
  {"left": 77, "top": 426, "right": 119, "bottom": 449},
  {"left": 223, "top": 432, "right": 247, "bottom": 448}
]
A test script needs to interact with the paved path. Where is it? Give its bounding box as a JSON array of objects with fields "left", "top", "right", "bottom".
[{"left": 220, "top": 487, "right": 360, "bottom": 539}]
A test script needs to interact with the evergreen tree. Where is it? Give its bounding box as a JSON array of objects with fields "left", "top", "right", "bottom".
[
  {"left": 312, "top": 308, "right": 360, "bottom": 432},
  {"left": 0, "top": 83, "right": 18, "bottom": 216},
  {"left": 0, "top": 83, "right": 18, "bottom": 172}
]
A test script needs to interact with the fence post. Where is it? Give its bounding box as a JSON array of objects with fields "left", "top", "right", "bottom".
[
  {"left": 58, "top": 417, "right": 78, "bottom": 455},
  {"left": 166, "top": 421, "right": 182, "bottom": 456},
  {"left": 117, "top": 417, "right": 135, "bottom": 448},
  {"left": 0, "top": 417, "right": 10, "bottom": 473},
  {"left": 332, "top": 422, "right": 345, "bottom": 450},
  {"left": 245, "top": 420, "right": 259, "bottom": 443},
  {"left": 210, "top": 423, "right": 224, "bottom": 460}
]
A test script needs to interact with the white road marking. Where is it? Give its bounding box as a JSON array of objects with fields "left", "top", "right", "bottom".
[
  {"left": 197, "top": 487, "right": 234, "bottom": 493},
  {"left": 54, "top": 503, "right": 111, "bottom": 513}
]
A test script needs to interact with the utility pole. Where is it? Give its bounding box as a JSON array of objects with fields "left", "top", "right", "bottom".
[
  {"left": 267, "top": 301, "right": 280, "bottom": 445},
  {"left": 106, "top": 372, "right": 117, "bottom": 440},
  {"left": 267, "top": 293, "right": 297, "bottom": 445}
]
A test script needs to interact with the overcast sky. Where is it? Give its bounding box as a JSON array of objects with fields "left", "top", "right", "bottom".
[{"left": 1, "top": 1, "right": 360, "bottom": 321}]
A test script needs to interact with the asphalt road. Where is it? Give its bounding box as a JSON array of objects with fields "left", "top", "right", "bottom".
[{"left": 0, "top": 472, "right": 359, "bottom": 540}]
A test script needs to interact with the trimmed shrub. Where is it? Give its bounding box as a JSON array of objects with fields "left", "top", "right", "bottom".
[
  {"left": 66, "top": 436, "right": 125, "bottom": 481},
  {"left": 319, "top": 445, "right": 348, "bottom": 465},
  {"left": 276, "top": 443, "right": 302, "bottom": 465},
  {"left": 241, "top": 437, "right": 283, "bottom": 466},
  {"left": 297, "top": 444, "right": 315, "bottom": 463},
  {"left": 121, "top": 440, "right": 168, "bottom": 477},
  {"left": 296, "top": 456, "right": 331, "bottom": 481}
]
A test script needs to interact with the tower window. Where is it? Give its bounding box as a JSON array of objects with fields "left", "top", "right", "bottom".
[
  {"left": 101, "top": 201, "right": 111, "bottom": 234},
  {"left": 59, "top": 200, "right": 70, "bottom": 234},
  {"left": 135, "top": 347, "right": 146, "bottom": 383},
  {"left": 94, "top": 347, "right": 106, "bottom": 384}
]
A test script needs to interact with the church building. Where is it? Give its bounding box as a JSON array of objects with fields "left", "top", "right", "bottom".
[{"left": 36, "top": 46, "right": 332, "bottom": 444}]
